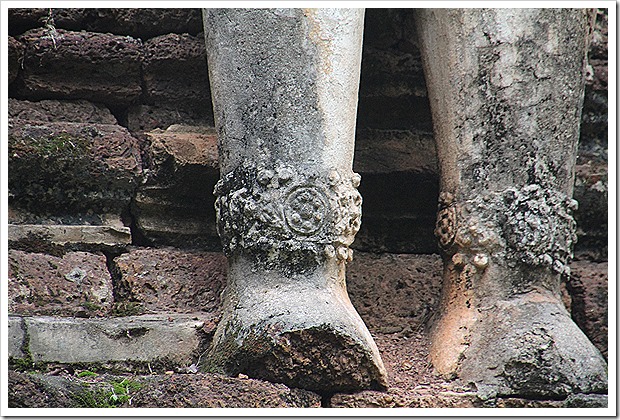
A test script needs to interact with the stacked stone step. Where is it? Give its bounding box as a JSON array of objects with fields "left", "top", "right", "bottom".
[
  {"left": 7, "top": 9, "right": 221, "bottom": 386},
  {"left": 7, "top": 8, "right": 608, "bottom": 408}
]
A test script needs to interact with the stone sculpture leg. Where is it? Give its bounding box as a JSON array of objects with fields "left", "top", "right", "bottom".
[
  {"left": 415, "top": 9, "right": 607, "bottom": 397},
  {"left": 201, "top": 9, "right": 387, "bottom": 392}
]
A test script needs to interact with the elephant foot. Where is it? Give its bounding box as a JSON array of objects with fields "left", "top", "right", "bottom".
[
  {"left": 430, "top": 187, "right": 607, "bottom": 398},
  {"left": 431, "top": 289, "right": 608, "bottom": 399},
  {"left": 202, "top": 266, "right": 388, "bottom": 393}
]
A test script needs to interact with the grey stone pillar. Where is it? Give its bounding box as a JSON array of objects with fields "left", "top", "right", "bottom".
[
  {"left": 202, "top": 8, "right": 387, "bottom": 392},
  {"left": 415, "top": 9, "right": 607, "bottom": 397}
]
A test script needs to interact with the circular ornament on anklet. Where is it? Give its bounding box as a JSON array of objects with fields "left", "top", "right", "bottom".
[{"left": 284, "top": 186, "right": 328, "bottom": 236}]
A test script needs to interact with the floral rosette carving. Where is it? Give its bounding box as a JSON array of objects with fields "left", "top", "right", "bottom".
[
  {"left": 435, "top": 184, "right": 578, "bottom": 277},
  {"left": 214, "top": 161, "right": 362, "bottom": 274}
]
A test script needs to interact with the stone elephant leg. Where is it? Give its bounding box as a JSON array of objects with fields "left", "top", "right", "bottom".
[
  {"left": 414, "top": 9, "right": 607, "bottom": 397},
  {"left": 201, "top": 8, "right": 387, "bottom": 392}
]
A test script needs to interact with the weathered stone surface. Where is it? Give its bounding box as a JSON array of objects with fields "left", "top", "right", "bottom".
[
  {"left": 330, "top": 391, "right": 606, "bottom": 408},
  {"left": 8, "top": 371, "right": 321, "bottom": 408},
  {"left": 124, "top": 126, "right": 611, "bottom": 258},
  {"left": 8, "top": 371, "right": 77, "bottom": 408},
  {"left": 326, "top": 329, "right": 457, "bottom": 407},
  {"left": 8, "top": 36, "right": 24, "bottom": 84},
  {"left": 8, "top": 317, "right": 26, "bottom": 359},
  {"left": 355, "top": 8, "right": 606, "bottom": 257},
  {"left": 7, "top": 207, "right": 128, "bottom": 233},
  {"left": 8, "top": 121, "right": 142, "bottom": 216},
  {"left": 127, "top": 373, "right": 322, "bottom": 408},
  {"left": 8, "top": 224, "right": 131, "bottom": 248},
  {"left": 354, "top": 210, "right": 438, "bottom": 254},
  {"left": 145, "top": 125, "right": 219, "bottom": 175},
  {"left": 586, "top": 58, "right": 608, "bottom": 92},
  {"left": 8, "top": 250, "right": 113, "bottom": 317},
  {"left": 589, "top": 9, "right": 608, "bottom": 61},
  {"left": 126, "top": 103, "right": 214, "bottom": 133},
  {"left": 7, "top": 247, "right": 607, "bottom": 368},
  {"left": 362, "top": 9, "right": 418, "bottom": 60},
  {"left": 567, "top": 260, "right": 608, "bottom": 359},
  {"left": 357, "top": 94, "right": 433, "bottom": 133},
  {"left": 4, "top": 6, "right": 609, "bottom": 408},
  {"left": 8, "top": 8, "right": 90, "bottom": 36},
  {"left": 143, "top": 33, "right": 211, "bottom": 107},
  {"left": 133, "top": 125, "right": 444, "bottom": 254},
  {"left": 579, "top": 85, "right": 609, "bottom": 163},
  {"left": 347, "top": 252, "right": 442, "bottom": 333},
  {"left": 457, "top": 297, "right": 607, "bottom": 399},
  {"left": 133, "top": 125, "right": 219, "bottom": 248},
  {"left": 8, "top": 8, "right": 50, "bottom": 35},
  {"left": 7, "top": 8, "right": 607, "bottom": 259},
  {"left": 572, "top": 11, "right": 608, "bottom": 260},
  {"left": 562, "top": 393, "right": 609, "bottom": 408},
  {"left": 85, "top": 9, "right": 204, "bottom": 39},
  {"left": 330, "top": 391, "right": 479, "bottom": 408},
  {"left": 8, "top": 330, "right": 607, "bottom": 408},
  {"left": 15, "top": 29, "right": 142, "bottom": 105},
  {"left": 23, "top": 314, "right": 207, "bottom": 366},
  {"left": 8, "top": 9, "right": 203, "bottom": 39},
  {"left": 580, "top": 85, "right": 607, "bottom": 157},
  {"left": 112, "top": 247, "right": 226, "bottom": 316},
  {"left": 132, "top": 189, "right": 220, "bottom": 249},
  {"left": 8, "top": 99, "right": 117, "bottom": 124},
  {"left": 354, "top": 128, "right": 437, "bottom": 175},
  {"left": 579, "top": 8, "right": 607, "bottom": 209}
]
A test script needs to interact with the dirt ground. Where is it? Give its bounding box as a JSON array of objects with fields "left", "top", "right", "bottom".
[{"left": 8, "top": 329, "right": 607, "bottom": 409}]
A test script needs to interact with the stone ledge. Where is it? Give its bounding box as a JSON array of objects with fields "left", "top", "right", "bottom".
[
  {"left": 8, "top": 224, "right": 131, "bottom": 247},
  {"left": 9, "top": 314, "right": 215, "bottom": 368},
  {"left": 8, "top": 317, "right": 26, "bottom": 360},
  {"left": 133, "top": 125, "right": 219, "bottom": 248},
  {"left": 8, "top": 98, "right": 117, "bottom": 124},
  {"left": 8, "top": 248, "right": 607, "bottom": 358}
]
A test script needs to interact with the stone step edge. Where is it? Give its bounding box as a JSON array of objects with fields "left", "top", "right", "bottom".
[
  {"left": 7, "top": 315, "right": 609, "bottom": 409},
  {"left": 8, "top": 313, "right": 214, "bottom": 372},
  {"left": 8, "top": 224, "right": 132, "bottom": 246}
]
